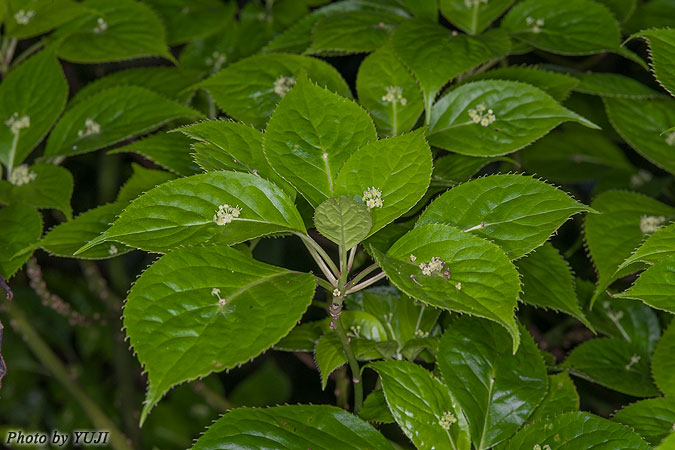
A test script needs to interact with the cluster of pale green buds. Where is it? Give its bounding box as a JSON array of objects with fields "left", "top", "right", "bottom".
[
  {"left": 533, "top": 445, "right": 551, "bottom": 450},
  {"left": 665, "top": 132, "right": 675, "bottom": 147},
  {"left": 625, "top": 354, "right": 641, "bottom": 370},
  {"left": 362, "top": 187, "right": 383, "bottom": 209},
  {"left": 93, "top": 17, "right": 108, "bottom": 33},
  {"left": 640, "top": 215, "right": 666, "bottom": 233},
  {"left": 464, "top": 0, "right": 488, "bottom": 7},
  {"left": 273, "top": 76, "right": 296, "bottom": 98},
  {"left": 468, "top": 103, "right": 496, "bottom": 127},
  {"left": 213, "top": 204, "right": 241, "bottom": 226},
  {"left": 5, "top": 113, "right": 30, "bottom": 134},
  {"left": 381, "top": 86, "right": 407, "bottom": 106},
  {"left": 526, "top": 17, "right": 545, "bottom": 33},
  {"left": 9, "top": 164, "right": 36, "bottom": 186},
  {"left": 14, "top": 9, "right": 35, "bottom": 25},
  {"left": 78, "top": 118, "right": 101, "bottom": 137},
  {"left": 414, "top": 329, "right": 429, "bottom": 338},
  {"left": 438, "top": 411, "right": 457, "bottom": 430},
  {"left": 206, "top": 51, "right": 227, "bottom": 72}
]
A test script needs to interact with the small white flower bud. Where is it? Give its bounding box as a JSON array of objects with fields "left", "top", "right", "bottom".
[{"left": 273, "top": 76, "right": 296, "bottom": 97}]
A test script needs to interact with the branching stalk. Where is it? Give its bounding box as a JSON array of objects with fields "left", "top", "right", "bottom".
[{"left": 345, "top": 271, "right": 387, "bottom": 294}]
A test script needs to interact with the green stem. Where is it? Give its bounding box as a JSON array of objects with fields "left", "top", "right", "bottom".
[
  {"left": 345, "top": 271, "right": 386, "bottom": 294},
  {"left": 5, "top": 300, "right": 133, "bottom": 450},
  {"left": 296, "top": 232, "right": 339, "bottom": 277},
  {"left": 345, "top": 263, "right": 379, "bottom": 290},
  {"left": 332, "top": 302, "right": 363, "bottom": 414}
]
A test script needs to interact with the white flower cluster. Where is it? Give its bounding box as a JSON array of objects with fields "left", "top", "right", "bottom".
[
  {"left": 640, "top": 215, "right": 667, "bottom": 233},
  {"left": 213, "top": 204, "right": 241, "bottom": 226},
  {"left": 362, "top": 187, "right": 383, "bottom": 209},
  {"left": 273, "top": 76, "right": 296, "bottom": 98},
  {"left": 381, "top": 86, "right": 407, "bottom": 106},
  {"left": 5, "top": 113, "right": 30, "bottom": 134},
  {"left": 625, "top": 354, "right": 641, "bottom": 370},
  {"left": 665, "top": 132, "right": 675, "bottom": 147},
  {"left": 206, "top": 51, "right": 227, "bottom": 72},
  {"left": 332, "top": 288, "right": 342, "bottom": 297},
  {"left": 533, "top": 445, "right": 551, "bottom": 450},
  {"left": 414, "top": 329, "right": 429, "bottom": 338},
  {"left": 212, "top": 287, "right": 227, "bottom": 306},
  {"left": 9, "top": 164, "right": 36, "bottom": 186},
  {"left": 438, "top": 411, "right": 457, "bottom": 430},
  {"left": 94, "top": 17, "right": 108, "bottom": 33},
  {"left": 526, "top": 17, "right": 545, "bottom": 33},
  {"left": 468, "top": 103, "right": 496, "bottom": 127},
  {"left": 630, "top": 169, "right": 652, "bottom": 188},
  {"left": 108, "top": 244, "right": 118, "bottom": 256},
  {"left": 78, "top": 118, "right": 101, "bottom": 137},
  {"left": 464, "top": 0, "right": 488, "bottom": 7},
  {"left": 14, "top": 9, "right": 35, "bottom": 25},
  {"left": 419, "top": 256, "right": 445, "bottom": 276}
]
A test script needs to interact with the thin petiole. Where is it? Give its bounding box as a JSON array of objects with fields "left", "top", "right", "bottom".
[{"left": 345, "top": 271, "right": 387, "bottom": 294}]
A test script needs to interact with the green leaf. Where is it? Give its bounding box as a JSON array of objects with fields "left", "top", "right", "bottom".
[
  {"left": 264, "top": 77, "right": 377, "bottom": 207},
  {"left": 274, "top": 320, "right": 325, "bottom": 352},
  {"left": 355, "top": 46, "right": 424, "bottom": 137},
  {"left": 68, "top": 67, "right": 203, "bottom": 107},
  {"left": 314, "top": 197, "right": 372, "bottom": 249},
  {"left": 619, "top": 222, "right": 675, "bottom": 273},
  {"left": 40, "top": 203, "right": 130, "bottom": 260},
  {"left": 625, "top": 0, "right": 675, "bottom": 35},
  {"left": 199, "top": 53, "right": 351, "bottom": 129},
  {"left": 5, "top": 0, "right": 87, "bottom": 39},
  {"left": 529, "top": 373, "right": 580, "bottom": 422},
  {"left": 437, "top": 318, "right": 547, "bottom": 449},
  {"left": 307, "top": 11, "right": 405, "bottom": 55},
  {"left": 431, "top": 154, "right": 511, "bottom": 188},
  {"left": 360, "top": 390, "right": 394, "bottom": 424},
  {"left": 466, "top": 65, "right": 579, "bottom": 101},
  {"left": 573, "top": 72, "right": 661, "bottom": 99},
  {"left": 367, "top": 360, "right": 471, "bottom": 450},
  {"left": 191, "top": 404, "right": 394, "bottom": 450},
  {"left": 605, "top": 97, "right": 675, "bottom": 175},
  {"left": 613, "top": 397, "right": 675, "bottom": 445},
  {"left": 505, "top": 412, "right": 652, "bottom": 450},
  {"left": 124, "top": 245, "right": 316, "bottom": 423},
  {"left": 585, "top": 190, "right": 675, "bottom": 304},
  {"left": 45, "top": 87, "right": 203, "bottom": 158},
  {"left": 578, "top": 279, "right": 661, "bottom": 354},
  {"left": 314, "top": 332, "right": 387, "bottom": 390},
  {"left": 179, "top": 120, "right": 295, "bottom": 197},
  {"left": 616, "top": 255, "right": 675, "bottom": 314},
  {"left": 372, "top": 223, "right": 521, "bottom": 350},
  {"left": 596, "top": 0, "right": 638, "bottom": 22},
  {"left": 392, "top": 20, "right": 511, "bottom": 115},
  {"left": 659, "top": 432, "right": 675, "bottom": 450},
  {"left": 229, "top": 360, "right": 292, "bottom": 408},
  {"left": 501, "top": 0, "right": 621, "bottom": 55},
  {"left": 77, "top": 171, "right": 306, "bottom": 254},
  {"left": 0, "top": 163, "right": 73, "bottom": 219},
  {"left": 417, "top": 174, "right": 591, "bottom": 259},
  {"left": 516, "top": 243, "right": 590, "bottom": 327},
  {"left": 428, "top": 80, "right": 597, "bottom": 156},
  {"left": 116, "top": 163, "right": 176, "bottom": 205},
  {"left": 653, "top": 320, "right": 675, "bottom": 396},
  {"left": 0, "top": 204, "right": 42, "bottom": 279},
  {"left": 519, "top": 126, "right": 634, "bottom": 184},
  {"left": 144, "top": 0, "right": 236, "bottom": 45},
  {"left": 631, "top": 29, "right": 675, "bottom": 97},
  {"left": 54, "top": 0, "right": 172, "bottom": 63},
  {"left": 346, "top": 286, "right": 440, "bottom": 355},
  {"left": 334, "top": 130, "right": 432, "bottom": 235},
  {"left": 0, "top": 50, "right": 68, "bottom": 169},
  {"left": 562, "top": 337, "right": 660, "bottom": 397},
  {"left": 108, "top": 132, "right": 200, "bottom": 177},
  {"left": 440, "top": 0, "right": 515, "bottom": 34}
]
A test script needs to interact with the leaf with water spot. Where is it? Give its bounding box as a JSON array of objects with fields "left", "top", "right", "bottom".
[{"left": 124, "top": 245, "right": 316, "bottom": 423}]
